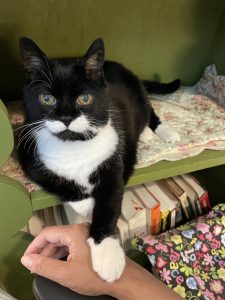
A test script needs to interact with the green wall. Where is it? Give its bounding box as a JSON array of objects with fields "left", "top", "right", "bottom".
[
  {"left": 210, "top": 8, "right": 225, "bottom": 74},
  {"left": 0, "top": 0, "right": 225, "bottom": 101}
]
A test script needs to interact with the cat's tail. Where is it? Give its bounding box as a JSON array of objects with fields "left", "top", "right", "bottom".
[{"left": 142, "top": 78, "right": 181, "bottom": 94}]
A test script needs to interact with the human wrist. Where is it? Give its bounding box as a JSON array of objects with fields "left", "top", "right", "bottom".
[{"left": 105, "top": 258, "right": 152, "bottom": 300}]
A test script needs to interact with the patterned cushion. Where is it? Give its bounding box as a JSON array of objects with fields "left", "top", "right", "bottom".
[
  {"left": 195, "top": 64, "right": 225, "bottom": 108},
  {"left": 134, "top": 204, "right": 225, "bottom": 299},
  {"left": 0, "top": 101, "right": 40, "bottom": 193}
]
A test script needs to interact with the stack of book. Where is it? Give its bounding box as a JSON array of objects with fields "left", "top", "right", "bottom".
[
  {"left": 117, "top": 173, "right": 211, "bottom": 250},
  {"left": 21, "top": 206, "right": 64, "bottom": 237},
  {"left": 22, "top": 173, "right": 211, "bottom": 250}
]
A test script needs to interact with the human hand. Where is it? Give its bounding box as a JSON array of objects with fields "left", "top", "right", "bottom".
[
  {"left": 21, "top": 223, "right": 183, "bottom": 300},
  {"left": 21, "top": 223, "right": 111, "bottom": 296}
]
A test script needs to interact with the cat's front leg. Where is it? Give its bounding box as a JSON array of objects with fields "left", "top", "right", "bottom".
[{"left": 87, "top": 169, "right": 125, "bottom": 282}]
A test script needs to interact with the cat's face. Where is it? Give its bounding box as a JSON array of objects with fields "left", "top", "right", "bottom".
[{"left": 20, "top": 37, "right": 109, "bottom": 141}]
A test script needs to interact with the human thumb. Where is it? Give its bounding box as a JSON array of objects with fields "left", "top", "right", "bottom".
[{"left": 21, "top": 254, "right": 70, "bottom": 284}]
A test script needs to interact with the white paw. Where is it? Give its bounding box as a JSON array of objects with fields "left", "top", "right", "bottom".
[
  {"left": 155, "top": 123, "right": 180, "bottom": 143},
  {"left": 87, "top": 237, "right": 125, "bottom": 282},
  {"left": 67, "top": 197, "right": 95, "bottom": 217},
  {"left": 139, "top": 126, "right": 153, "bottom": 143}
]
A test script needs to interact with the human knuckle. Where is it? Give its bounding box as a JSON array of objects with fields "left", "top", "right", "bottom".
[
  {"left": 31, "top": 256, "right": 45, "bottom": 274},
  {"left": 42, "top": 226, "right": 51, "bottom": 234}
]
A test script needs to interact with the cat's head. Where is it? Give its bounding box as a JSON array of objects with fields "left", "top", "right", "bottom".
[{"left": 20, "top": 37, "right": 109, "bottom": 141}]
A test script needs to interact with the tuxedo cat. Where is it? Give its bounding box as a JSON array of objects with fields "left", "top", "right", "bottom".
[{"left": 19, "top": 37, "right": 180, "bottom": 282}]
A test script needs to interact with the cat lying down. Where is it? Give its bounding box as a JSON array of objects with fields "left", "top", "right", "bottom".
[{"left": 18, "top": 37, "right": 180, "bottom": 282}]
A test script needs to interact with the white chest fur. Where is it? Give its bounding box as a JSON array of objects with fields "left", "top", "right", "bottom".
[{"left": 36, "top": 120, "right": 118, "bottom": 194}]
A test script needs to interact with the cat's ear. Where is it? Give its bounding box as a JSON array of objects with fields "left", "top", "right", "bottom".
[
  {"left": 19, "top": 37, "right": 48, "bottom": 72},
  {"left": 84, "top": 38, "right": 105, "bottom": 80}
]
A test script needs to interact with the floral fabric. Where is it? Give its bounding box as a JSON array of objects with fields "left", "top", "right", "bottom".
[
  {"left": 0, "top": 101, "right": 40, "bottom": 192},
  {"left": 136, "top": 87, "right": 225, "bottom": 168},
  {"left": 135, "top": 204, "right": 225, "bottom": 300}
]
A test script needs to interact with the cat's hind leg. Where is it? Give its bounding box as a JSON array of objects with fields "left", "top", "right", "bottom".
[{"left": 149, "top": 107, "right": 180, "bottom": 143}]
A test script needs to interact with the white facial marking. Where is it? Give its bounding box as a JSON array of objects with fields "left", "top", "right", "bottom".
[
  {"left": 36, "top": 119, "right": 118, "bottom": 193},
  {"left": 139, "top": 126, "right": 153, "bottom": 143},
  {"left": 87, "top": 237, "right": 125, "bottom": 282},
  {"left": 67, "top": 197, "right": 95, "bottom": 217},
  {"left": 155, "top": 122, "right": 180, "bottom": 143},
  {"left": 68, "top": 115, "right": 90, "bottom": 133},
  {"left": 45, "top": 120, "right": 67, "bottom": 133}
]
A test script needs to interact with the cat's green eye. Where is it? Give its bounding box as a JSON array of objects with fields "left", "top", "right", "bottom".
[
  {"left": 39, "top": 94, "right": 56, "bottom": 106},
  {"left": 76, "top": 94, "right": 94, "bottom": 106}
]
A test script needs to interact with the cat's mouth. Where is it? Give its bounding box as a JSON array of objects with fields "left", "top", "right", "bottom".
[{"left": 53, "top": 129, "right": 96, "bottom": 141}]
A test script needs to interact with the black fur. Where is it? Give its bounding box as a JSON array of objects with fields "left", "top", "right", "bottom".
[{"left": 18, "top": 37, "right": 180, "bottom": 243}]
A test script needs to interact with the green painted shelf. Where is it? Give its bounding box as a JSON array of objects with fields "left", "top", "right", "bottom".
[
  {"left": 31, "top": 149, "right": 225, "bottom": 211},
  {"left": 128, "top": 149, "right": 225, "bottom": 186}
]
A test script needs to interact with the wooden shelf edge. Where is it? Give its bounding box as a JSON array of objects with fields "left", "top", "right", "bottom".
[
  {"left": 30, "top": 149, "right": 225, "bottom": 211},
  {"left": 128, "top": 149, "right": 225, "bottom": 186},
  {"left": 31, "top": 190, "right": 60, "bottom": 212}
]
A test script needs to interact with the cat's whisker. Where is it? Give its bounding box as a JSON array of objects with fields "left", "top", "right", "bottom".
[
  {"left": 24, "top": 65, "right": 52, "bottom": 85},
  {"left": 17, "top": 124, "right": 45, "bottom": 149},
  {"left": 15, "top": 120, "right": 44, "bottom": 133},
  {"left": 28, "top": 79, "right": 52, "bottom": 90},
  {"left": 45, "top": 59, "right": 54, "bottom": 83},
  {"left": 17, "top": 128, "right": 38, "bottom": 148},
  {"left": 29, "top": 127, "right": 48, "bottom": 155},
  {"left": 25, "top": 126, "right": 45, "bottom": 153},
  {"left": 17, "top": 122, "right": 45, "bottom": 144},
  {"left": 5, "top": 120, "right": 43, "bottom": 135},
  {"left": 17, "top": 121, "right": 45, "bottom": 139},
  {"left": 30, "top": 83, "right": 52, "bottom": 92}
]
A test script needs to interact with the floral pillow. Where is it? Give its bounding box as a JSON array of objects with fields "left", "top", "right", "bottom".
[
  {"left": 195, "top": 64, "right": 225, "bottom": 108},
  {"left": 134, "top": 204, "right": 225, "bottom": 300}
]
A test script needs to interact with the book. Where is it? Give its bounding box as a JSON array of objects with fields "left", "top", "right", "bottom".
[
  {"left": 162, "top": 177, "right": 192, "bottom": 221},
  {"left": 24, "top": 206, "right": 64, "bottom": 237},
  {"left": 26, "top": 211, "right": 43, "bottom": 237},
  {"left": 63, "top": 203, "right": 91, "bottom": 224},
  {"left": 181, "top": 174, "right": 210, "bottom": 214},
  {"left": 121, "top": 189, "right": 148, "bottom": 241},
  {"left": 144, "top": 181, "right": 172, "bottom": 231},
  {"left": 116, "top": 216, "right": 130, "bottom": 250},
  {"left": 173, "top": 175, "right": 199, "bottom": 217},
  {"left": 132, "top": 184, "right": 161, "bottom": 234},
  {"left": 156, "top": 180, "right": 183, "bottom": 225}
]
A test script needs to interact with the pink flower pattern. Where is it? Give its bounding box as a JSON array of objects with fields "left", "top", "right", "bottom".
[
  {"left": 135, "top": 205, "right": 225, "bottom": 300},
  {"left": 136, "top": 84, "right": 225, "bottom": 168}
]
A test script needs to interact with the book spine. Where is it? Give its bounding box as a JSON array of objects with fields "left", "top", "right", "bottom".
[
  {"left": 178, "top": 194, "right": 191, "bottom": 220},
  {"left": 174, "top": 203, "right": 183, "bottom": 225},
  {"left": 128, "top": 209, "right": 148, "bottom": 240},
  {"left": 199, "top": 191, "right": 211, "bottom": 213},
  {"left": 151, "top": 205, "right": 161, "bottom": 235},
  {"left": 142, "top": 185, "right": 162, "bottom": 234},
  {"left": 188, "top": 197, "right": 198, "bottom": 218},
  {"left": 161, "top": 209, "right": 170, "bottom": 232},
  {"left": 196, "top": 198, "right": 203, "bottom": 215},
  {"left": 170, "top": 209, "right": 176, "bottom": 229},
  {"left": 132, "top": 186, "right": 152, "bottom": 235},
  {"left": 117, "top": 218, "right": 130, "bottom": 250}
]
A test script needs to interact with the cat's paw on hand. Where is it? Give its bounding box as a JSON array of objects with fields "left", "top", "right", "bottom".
[
  {"left": 87, "top": 237, "right": 125, "bottom": 282},
  {"left": 155, "top": 123, "right": 180, "bottom": 143}
]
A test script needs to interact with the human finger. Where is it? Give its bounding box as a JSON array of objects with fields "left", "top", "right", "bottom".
[
  {"left": 21, "top": 254, "right": 72, "bottom": 286},
  {"left": 24, "top": 225, "right": 73, "bottom": 256},
  {"left": 40, "top": 243, "right": 69, "bottom": 259}
]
